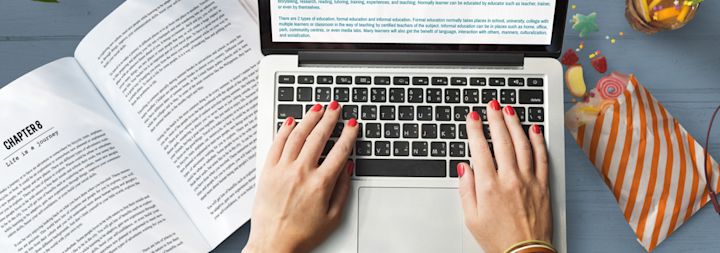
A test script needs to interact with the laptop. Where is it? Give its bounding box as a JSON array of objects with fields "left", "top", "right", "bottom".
[{"left": 255, "top": 1, "right": 568, "bottom": 252}]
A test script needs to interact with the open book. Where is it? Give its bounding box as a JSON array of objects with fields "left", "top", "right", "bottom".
[{"left": 0, "top": 0, "right": 262, "bottom": 252}]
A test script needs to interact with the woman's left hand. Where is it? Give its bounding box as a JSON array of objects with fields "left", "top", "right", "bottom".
[{"left": 243, "top": 101, "right": 359, "bottom": 253}]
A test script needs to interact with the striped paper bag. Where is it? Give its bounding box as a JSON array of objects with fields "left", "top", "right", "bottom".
[{"left": 566, "top": 73, "right": 720, "bottom": 251}]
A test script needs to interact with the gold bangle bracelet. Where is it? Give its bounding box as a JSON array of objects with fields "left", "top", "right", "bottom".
[
  {"left": 503, "top": 240, "right": 556, "bottom": 253},
  {"left": 510, "top": 244, "right": 556, "bottom": 253}
]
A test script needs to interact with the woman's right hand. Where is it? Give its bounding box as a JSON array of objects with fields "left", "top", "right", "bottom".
[{"left": 458, "top": 100, "right": 553, "bottom": 253}]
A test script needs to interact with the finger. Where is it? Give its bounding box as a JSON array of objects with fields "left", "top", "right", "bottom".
[
  {"left": 486, "top": 100, "right": 519, "bottom": 177},
  {"left": 280, "top": 103, "right": 325, "bottom": 162},
  {"left": 457, "top": 162, "right": 477, "bottom": 217},
  {"left": 502, "top": 105, "right": 533, "bottom": 178},
  {"left": 298, "top": 100, "right": 343, "bottom": 164},
  {"left": 265, "top": 117, "right": 296, "bottom": 167},
  {"left": 529, "top": 124, "right": 549, "bottom": 186},
  {"left": 328, "top": 161, "right": 353, "bottom": 218},
  {"left": 465, "top": 111, "right": 496, "bottom": 181},
  {"left": 319, "top": 118, "right": 359, "bottom": 180}
]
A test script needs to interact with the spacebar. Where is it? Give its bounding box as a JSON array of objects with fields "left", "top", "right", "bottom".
[{"left": 355, "top": 159, "right": 447, "bottom": 177}]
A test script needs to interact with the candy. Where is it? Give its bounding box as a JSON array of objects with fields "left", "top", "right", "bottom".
[
  {"left": 561, "top": 48, "right": 580, "bottom": 65},
  {"left": 565, "top": 65, "right": 588, "bottom": 98},
  {"left": 619, "top": 32, "right": 625, "bottom": 36},
  {"left": 572, "top": 12, "right": 600, "bottom": 38},
  {"left": 611, "top": 38, "right": 617, "bottom": 44},
  {"left": 596, "top": 74, "right": 626, "bottom": 100},
  {"left": 653, "top": 7, "right": 680, "bottom": 21},
  {"left": 591, "top": 56, "right": 608, "bottom": 73}
]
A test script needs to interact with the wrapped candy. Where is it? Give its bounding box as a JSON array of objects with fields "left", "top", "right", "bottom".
[{"left": 626, "top": 0, "right": 702, "bottom": 34}]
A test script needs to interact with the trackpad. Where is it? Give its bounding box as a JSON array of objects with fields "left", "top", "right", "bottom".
[{"left": 358, "top": 187, "right": 463, "bottom": 253}]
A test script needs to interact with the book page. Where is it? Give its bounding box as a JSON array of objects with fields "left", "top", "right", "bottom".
[
  {"left": 0, "top": 58, "right": 209, "bottom": 252},
  {"left": 74, "top": 0, "right": 262, "bottom": 246}
]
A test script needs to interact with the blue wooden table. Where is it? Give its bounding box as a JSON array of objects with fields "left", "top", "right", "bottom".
[{"left": 1, "top": 0, "right": 718, "bottom": 252}]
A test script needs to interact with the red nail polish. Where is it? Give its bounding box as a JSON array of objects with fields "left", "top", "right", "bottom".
[
  {"left": 329, "top": 100, "right": 339, "bottom": 110},
  {"left": 311, "top": 103, "right": 322, "bottom": 112},
  {"left": 348, "top": 118, "right": 358, "bottom": 127},
  {"left": 489, "top": 100, "right": 501, "bottom": 111},
  {"left": 347, "top": 161, "right": 354, "bottom": 176},
  {"left": 456, "top": 163, "right": 464, "bottom": 177},
  {"left": 469, "top": 111, "right": 480, "bottom": 121},
  {"left": 504, "top": 105, "right": 515, "bottom": 116},
  {"left": 285, "top": 117, "right": 294, "bottom": 126},
  {"left": 532, "top": 124, "right": 542, "bottom": 134}
]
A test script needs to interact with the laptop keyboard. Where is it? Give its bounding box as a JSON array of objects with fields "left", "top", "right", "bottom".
[{"left": 275, "top": 73, "right": 546, "bottom": 178}]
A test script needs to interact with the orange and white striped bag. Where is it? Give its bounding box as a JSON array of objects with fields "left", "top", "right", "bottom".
[{"left": 566, "top": 73, "right": 720, "bottom": 251}]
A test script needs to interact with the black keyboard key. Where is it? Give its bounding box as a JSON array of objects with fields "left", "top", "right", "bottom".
[
  {"left": 398, "top": 106, "right": 414, "bottom": 120},
  {"left": 412, "top": 142, "right": 428, "bottom": 156},
  {"left": 277, "top": 122, "right": 283, "bottom": 131},
  {"left": 384, "top": 123, "right": 401, "bottom": 138},
  {"left": 337, "top": 76, "right": 353, "bottom": 84},
  {"left": 356, "top": 141, "right": 372, "bottom": 156},
  {"left": 393, "top": 141, "right": 410, "bottom": 156},
  {"left": 516, "top": 107, "right": 526, "bottom": 122},
  {"left": 472, "top": 106, "right": 488, "bottom": 121},
  {"left": 297, "top": 87, "right": 313, "bottom": 101},
  {"left": 298, "top": 75, "right": 314, "bottom": 84},
  {"left": 440, "top": 124, "right": 456, "bottom": 139},
  {"left": 279, "top": 75, "right": 295, "bottom": 84},
  {"left": 332, "top": 123, "right": 344, "bottom": 137},
  {"left": 380, "top": 106, "right": 396, "bottom": 120},
  {"left": 449, "top": 142, "right": 466, "bottom": 157},
  {"left": 393, "top": 76, "right": 410, "bottom": 85},
  {"left": 435, "top": 106, "right": 452, "bottom": 121},
  {"left": 412, "top": 77, "right": 429, "bottom": 85},
  {"left": 528, "top": 107, "right": 544, "bottom": 122},
  {"left": 371, "top": 88, "right": 387, "bottom": 102},
  {"left": 315, "top": 87, "right": 332, "bottom": 102},
  {"left": 361, "top": 105, "right": 377, "bottom": 120},
  {"left": 481, "top": 89, "right": 497, "bottom": 103},
  {"left": 356, "top": 76, "right": 372, "bottom": 85},
  {"left": 451, "top": 77, "right": 467, "bottom": 86},
  {"left": 463, "top": 89, "right": 479, "bottom": 103},
  {"left": 343, "top": 105, "right": 358, "bottom": 120},
  {"left": 426, "top": 88, "right": 443, "bottom": 103},
  {"left": 519, "top": 90, "right": 544, "bottom": 104},
  {"left": 389, "top": 88, "right": 405, "bottom": 103},
  {"left": 355, "top": 159, "right": 446, "bottom": 177},
  {"left": 277, "top": 105, "right": 303, "bottom": 119},
  {"left": 322, "top": 140, "right": 335, "bottom": 156},
  {"left": 334, "top": 88, "right": 350, "bottom": 102},
  {"left": 500, "top": 89, "right": 517, "bottom": 104},
  {"left": 449, "top": 160, "right": 470, "bottom": 177},
  {"left": 375, "top": 141, "right": 391, "bottom": 156},
  {"left": 417, "top": 106, "right": 433, "bottom": 121},
  {"left": 454, "top": 106, "right": 470, "bottom": 121},
  {"left": 470, "top": 77, "right": 487, "bottom": 86},
  {"left": 430, "top": 142, "right": 447, "bottom": 157},
  {"left": 373, "top": 76, "right": 390, "bottom": 85},
  {"left": 528, "top": 78, "right": 543, "bottom": 87},
  {"left": 317, "top": 75, "right": 333, "bottom": 84},
  {"left": 483, "top": 124, "right": 491, "bottom": 139},
  {"left": 489, "top": 78, "right": 505, "bottom": 86},
  {"left": 408, "top": 88, "right": 424, "bottom": 103},
  {"left": 431, "top": 77, "right": 448, "bottom": 85},
  {"left": 459, "top": 124, "right": 467, "bottom": 139},
  {"left": 278, "top": 87, "right": 294, "bottom": 101},
  {"left": 352, "top": 88, "right": 368, "bottom": 102},
  {"left": 366, "top": 123, "right": 382, "bottom": 138},
  {"left": 445, "top": 89, "right": 461, "bottom": 103},
  {"left": 403, "top": 124, "right": 419, "bottom": 138},
  {"left": 508, "top": 78, "right": 524, "bottom": 86},
  {"left": 421, "top": 124, "right": 437, "bottom": 138},
  {"left": 357, "top": 123, "right": 363, "bottom": 138}
]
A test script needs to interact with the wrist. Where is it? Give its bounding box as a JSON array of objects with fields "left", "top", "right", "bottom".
[{"left": 243, "top": 239, "right": 298, "bottom": 253}]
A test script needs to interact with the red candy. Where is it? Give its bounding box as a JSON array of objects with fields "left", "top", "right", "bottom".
[
  {"left": 591, "top": 56, "right": 608, "bottom": 73},
  {"left": 561, "top": 49, "right": 579, "bottom": 66},
  {"left": 596, "top": 74, "right": 626, "bottom": 100}
]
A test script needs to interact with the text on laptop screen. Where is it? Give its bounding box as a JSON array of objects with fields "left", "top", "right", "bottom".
[{"left": 270, "top": 0, "right": 557, "bottom": 45}]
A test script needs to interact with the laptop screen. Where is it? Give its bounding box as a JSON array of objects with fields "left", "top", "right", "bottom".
[{"left": 269, "top": 0, "right": 557, "bottom": 45}]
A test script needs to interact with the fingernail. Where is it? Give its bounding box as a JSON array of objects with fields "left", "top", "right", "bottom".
[
  {"left": 489, "top": 100, "right": 501, "bottom": 111},
  {"left": 348, "top": 118, "right": 358, "bottom": 127},
  {"left": 311, "top": 103, "right": 322, "bottom": 112},
  {"left": 329, "top": 100, "right": 339, "bottom": 110},
  {"left": 504, "top": 105, "right": 515, "bottom": 116},
  {"left": 347, "top": 161, "right": 354, "bottom": 176},
  {"left": 456, "top": 163, "right": 465, "bottom": 177},
  {"left": 469, "top": 111, "right": 480, "bottom": 121},
  {"left": 285, "top": 117, "right": 294, "bottom": 126},
  {"left": 532, "top": 124, "right": 542, "bottom": 134}
]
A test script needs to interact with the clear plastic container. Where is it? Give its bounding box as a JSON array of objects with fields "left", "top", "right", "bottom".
[{"left": 626, "top": 0, "right": 701, "bottom": 34}]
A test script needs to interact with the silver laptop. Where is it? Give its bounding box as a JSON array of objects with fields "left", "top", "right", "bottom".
[{"left": 255, "top": 1, "right": 568, "bottom": 252}]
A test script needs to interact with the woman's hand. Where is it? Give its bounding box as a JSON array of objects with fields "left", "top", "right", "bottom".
[
  {"left": 458, "top": 100, "right": 553, "bottom": 253},
  {"left": 244, "top": 101, "right": 359, "bottom": 253}
]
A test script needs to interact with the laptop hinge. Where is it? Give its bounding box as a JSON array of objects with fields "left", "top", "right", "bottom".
[{"left": 298, "top": 51, "right": 524, "bottom": 67}]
